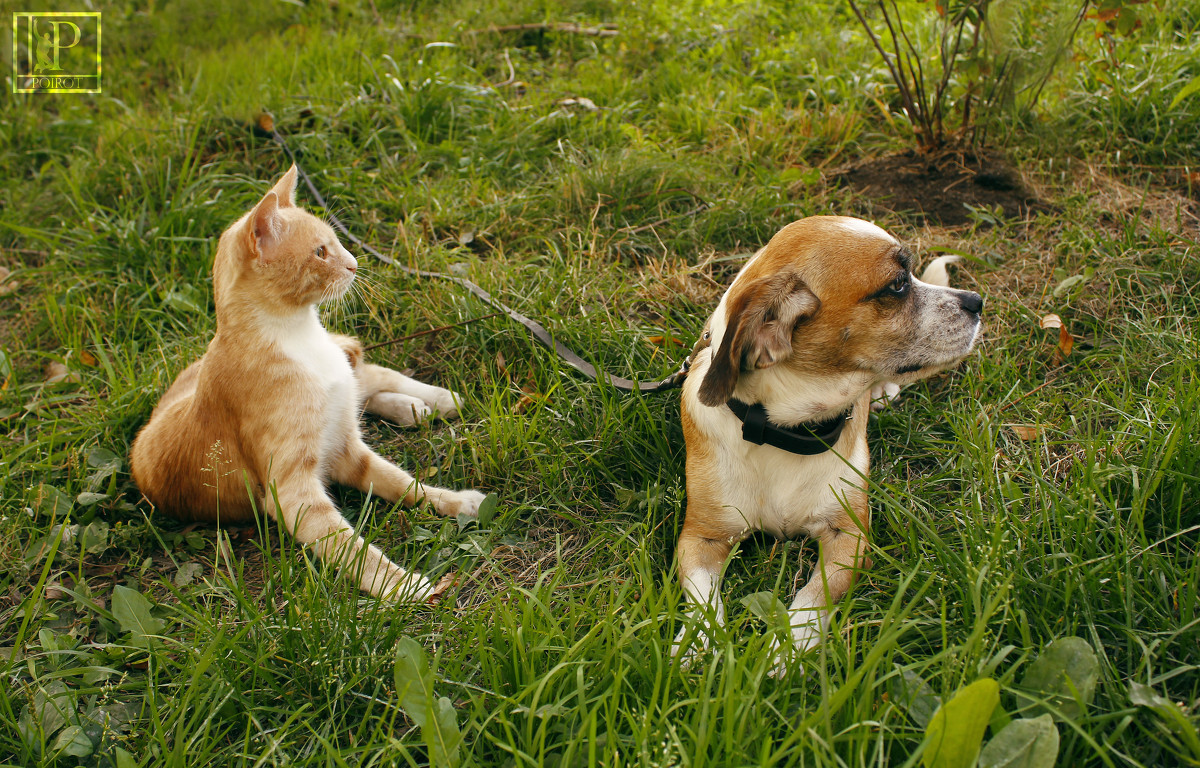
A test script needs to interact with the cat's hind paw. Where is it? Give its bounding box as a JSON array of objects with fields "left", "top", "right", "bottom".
[{"left": 366, "top": 393, "right": 434, "bottom": 426}]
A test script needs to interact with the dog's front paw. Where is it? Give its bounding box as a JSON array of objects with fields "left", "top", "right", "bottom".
[
  {"left": 369, "top": 393, "right": 433, "bottom": 426},
  {"left": 766, "top": 637, "right": 800, "bottom": 679},
  {"left": 672, "top": 625, "right": 711, "bottom": 669},
  {"left": 767, "top": 620, "right": 824, "bottom": 678}
]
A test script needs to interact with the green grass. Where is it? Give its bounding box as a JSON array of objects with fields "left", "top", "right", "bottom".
[{"left": 1, "top": 0, "right": 1199, "bottom": 765}]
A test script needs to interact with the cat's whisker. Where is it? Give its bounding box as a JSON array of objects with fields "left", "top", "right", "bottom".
[{"left": 354, "top": 279, "right": 387, "bottom": 308}]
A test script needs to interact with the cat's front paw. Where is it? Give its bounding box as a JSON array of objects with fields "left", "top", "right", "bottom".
[
  {"left": 378, "top": 568, "right": 434, "bottom": 603},
  {"left": 435, "top": 489, "right": 486, "bottom": 519}
]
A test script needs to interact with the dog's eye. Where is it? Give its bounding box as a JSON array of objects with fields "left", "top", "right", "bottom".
[{"left": 889, "top": 273, "right": 910, "bottom": 296}]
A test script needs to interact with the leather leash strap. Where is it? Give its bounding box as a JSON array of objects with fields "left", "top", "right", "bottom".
[{"left": 272, "top": 130, "right": 688, "bottom": 393}]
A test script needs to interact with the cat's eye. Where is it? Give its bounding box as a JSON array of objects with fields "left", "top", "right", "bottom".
[{"left": 315, "top": 245, "right": 328, "bottom": 260}]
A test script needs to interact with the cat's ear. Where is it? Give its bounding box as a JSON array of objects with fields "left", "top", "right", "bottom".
[
  {"left": 247, "top": 191, "right": 284, "bottom": 262},
  {"left": 268, "top": 164, "right": 298, "bottom": 208}
]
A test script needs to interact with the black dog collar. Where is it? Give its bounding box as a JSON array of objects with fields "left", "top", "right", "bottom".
[{"left": 726, "top": 399, "right": 852, "bottom": 455}]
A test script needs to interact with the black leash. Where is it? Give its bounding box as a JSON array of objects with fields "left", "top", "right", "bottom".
[{"left": 271, "top": 129, "right": 691, "bottom": 393}]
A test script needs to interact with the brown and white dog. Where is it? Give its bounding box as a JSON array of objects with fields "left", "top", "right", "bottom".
[{"left": 673, "top": 216, "right": 982, "bottom": 671}]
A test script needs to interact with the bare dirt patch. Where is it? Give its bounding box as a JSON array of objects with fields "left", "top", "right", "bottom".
[{"left": 832, "top": 148, "right": 1047, "bottom": 226}]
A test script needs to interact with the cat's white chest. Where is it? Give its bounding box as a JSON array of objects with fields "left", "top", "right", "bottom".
[
  {"left": 277, "top": 322, "right": 352, "bottom": 390},
  {"left": 265, "top": 310, "right": 358, "bottom": 460}
]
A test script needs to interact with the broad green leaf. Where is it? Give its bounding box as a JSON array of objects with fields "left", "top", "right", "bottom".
[
  {"left": 19, "top": 681, "right": 73, "bottom": 743},
  {"left": 51, "top": 724, "right": 93, "bottom": 758},
  {"left": 475, "top": 493, "right": 499, "bottom": 527},
  {"left": 38, "top": 628, "right": 62, "bottom": 653},
  {"left": 1130, "top": 683, "right": 1200, "bottom": 756},
  {"left": 1171, "top": 76, "right": 1200, "bottom": 109},
  {"left": 76, "top": 492, "right": 109, "bottom": 507},
  {"left": 80, "top": 520, "right": 110, "bottom": 554},
  {"left": 890, "top": 668, "right": 942, "bottom": 728},
  {"left": 174, "top": 562, "right": 204, "bottom": 587},
  {"left": 979, "top": 714, "right": 1059, "bottom": 768},
  {"left": 86, "top": 446, "right": 123, "bottom": 489},
  {"left": 114, "top": 747, "right": 139, "bottom": 768},
  {"left": 1016, "top": 637, "right": 1098, "bottom": 721},
  {"left": 394, "top": 636, "right": 461, "bottom": 767},
  {"left": 922, "top": 678, "right": 1000, "bottom": 768},
  {"left": 1115, "top": 6, "right": 1139, "bottom": 35},
  {"left": 433, "top": 696, "right": 465, "bottom": 764},
  {"left": 1052, "top": 273, "right": 1088, "bottom": 298},
  {"left": 111, "top": 586, "right": 165, "bottom": 646},
  {"left": 31, "top": 484, "right": 73, "bottom": 518},
  {"left": 86, "top": 446, "right": 122, "bottom": 472},
  {"left": 163, "top": 284, "right": 205, "bottom": 315},
  {"left": 394, "top": 637, "right": 436, "bottom": 724},
  {"left": 739, "top": 591, "right": 790, "bottom": 630}
]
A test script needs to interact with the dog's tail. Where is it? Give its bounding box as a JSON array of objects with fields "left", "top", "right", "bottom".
[{"left": 919, "top": 255, "right": 961, "bottom": 288}]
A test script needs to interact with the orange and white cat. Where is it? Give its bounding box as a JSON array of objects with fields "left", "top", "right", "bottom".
[{"left": 131, "top": 166, "right": 486, "bottom": 600}]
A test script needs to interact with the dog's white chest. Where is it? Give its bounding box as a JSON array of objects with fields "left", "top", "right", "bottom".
[
  {"left": 700, "top": 408, "right": 868, "bottom": 540},
  {"left": 743, "top": 448, "right": 859, "bottom": 538}
]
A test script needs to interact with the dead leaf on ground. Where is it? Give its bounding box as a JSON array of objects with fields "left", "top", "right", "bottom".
[
  {"left": 80, "top": 350, "right": 98, "bottom": 367},
  {"left": 428, "top": 572, "right": 458, "bottom": 602},
  {"left": 1040, "top": 314, "right": 1074, "bottom": 356},
  {"left": 0, "top": 266, "right": 17, "bottom": 296},
  {"left": 419, "top": 465, "right": 440, "bottom": 480},
  {"left": 44, "top": 361, "right": 80, "bottom": 385},
  {"left": 646, "top": 335, "right": 685, "bottom": 348},
  {"left": 513, "top": 390, "right": 545, "bottom": 414},
  {"left": 256, "top": 112, "right": 275, "bottom": 133},
  {"left": 1056, "top": 326, "right": 1074, "bottom": 355},
  {"left": 44, "top": 577, "right": 72, "bottom": 600},
  {"left": 558, "top": 96, "right": 598, "bottom": 111},
  {"left": 1011, "top": 424, "right": 1042, "bottom": 441}
]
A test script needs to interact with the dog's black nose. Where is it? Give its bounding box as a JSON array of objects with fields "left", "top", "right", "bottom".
[{"left": 959, "top": 291, "right": 983, "bottom": 315}]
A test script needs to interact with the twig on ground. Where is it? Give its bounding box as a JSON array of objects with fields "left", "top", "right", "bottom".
[
  {"left": 363, "top": 312, "right": 502, "bottom": 352},
  {"left": 994, "top": 371, "right": 1071, "bottom": 415},
  {"left": 1, "top": 247, "right": 48, "bottom": 256},
  {"left": 491, "top": 50, "right": 517, "bottom": 88},
  {"left": 467, "top": 22, "right": 618, "bottom": 38},
  {"left": 618, "top": 203, "right": 710, "bottom": 235}
]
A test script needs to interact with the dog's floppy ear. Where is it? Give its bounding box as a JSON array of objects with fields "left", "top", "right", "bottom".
[{"left": 698, "top": 270, "right": 820, "bottom": 406}]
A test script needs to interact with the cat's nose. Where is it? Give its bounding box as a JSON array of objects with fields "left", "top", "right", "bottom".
[{"left": 346, "top": 263, "right": 357, "bottom": 274}]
